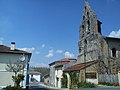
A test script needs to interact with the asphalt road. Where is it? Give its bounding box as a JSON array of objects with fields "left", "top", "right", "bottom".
[
  {"left": 28, "top": 83, "right": 63, "bottom": 90},
  {"left": 28, "top": 86, "right": 63, "bottom": 90},
  {"left": 28, "top": 82, "right": 120, "bottom": 90},
  {"left": 29, "top": 86, "right": 120, "bottom": 90},
  {"left": 29, "top": 86, "right": 52, "bottom": 90}
]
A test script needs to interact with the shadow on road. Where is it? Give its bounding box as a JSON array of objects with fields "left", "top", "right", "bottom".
[
  {"left": 28, "top": 86, "right": 61, "bottom": 90},
  {"left": 28, "top": 86, "right": 52, "bottom": 90}
]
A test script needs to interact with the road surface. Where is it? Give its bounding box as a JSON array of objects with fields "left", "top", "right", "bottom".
[{"left": 28, "top": 82, "right": 120, "bottom": 90}]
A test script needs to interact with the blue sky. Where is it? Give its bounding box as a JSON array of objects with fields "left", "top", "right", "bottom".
[{"left": 0, "top": 0, "right": 120, "bottom": 67}]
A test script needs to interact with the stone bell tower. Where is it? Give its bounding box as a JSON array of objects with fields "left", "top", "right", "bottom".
[{"left": 78, "top": 2, "right": 102, "bottom": 63}]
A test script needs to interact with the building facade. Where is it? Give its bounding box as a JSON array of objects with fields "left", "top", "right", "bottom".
[
  {"left": 0, "top": 42, "right": 32, "bottom": 88},
  {"left": 44, "top": 74, "right": 49, "bottom": 85},
  {"left": 49, "top": 58, "right": 76, "bottom": 88},
  {"left": 28, "top": 70, "right": 41, "bottom": 82}
]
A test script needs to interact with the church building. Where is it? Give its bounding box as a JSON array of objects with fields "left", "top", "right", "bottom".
[{"left": 64, "top": 2, "right": 120, "bottom": 85}]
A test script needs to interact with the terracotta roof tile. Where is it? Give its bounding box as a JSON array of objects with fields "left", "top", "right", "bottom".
[
  {"left": 56, "top": 58, "right": 77, "bottom": 62},
  {"left": 64, "top": 60, "right": 97, "bottom": 72},
  {"left": 49, "top": 58, "right": 77, "bottom": 66},
  {"left": 28, "top": 71, "right": 41, "bottom": 75}
]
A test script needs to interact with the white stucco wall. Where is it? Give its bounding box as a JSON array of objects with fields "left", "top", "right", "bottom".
[
  {"left": 55, "top": 67, "right": 63, "bottom": 88},
  {"left": 0, "top": 53, "right": 29, "bottom": 88},
  {"left": 33, "top": 75, "right": 41, "bottom": 82},
  {"left": 86, "top": 78, "right": 98, "bottom": 84},
  {"left": 49, "top": 64, "right": 55, "bottom": 86}
]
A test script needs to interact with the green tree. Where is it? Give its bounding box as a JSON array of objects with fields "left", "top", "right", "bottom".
[{"left": 61, "top": 73, "right": 67, "bottom": 88}]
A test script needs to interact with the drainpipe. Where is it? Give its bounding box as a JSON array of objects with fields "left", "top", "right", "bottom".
[{"left": 26, "top": 54, "right": 31, "bottom": 90}]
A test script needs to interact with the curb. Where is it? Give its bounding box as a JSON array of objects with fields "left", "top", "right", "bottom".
[{"left": 98, "top": 85, "right": 120, "bottom": 88}]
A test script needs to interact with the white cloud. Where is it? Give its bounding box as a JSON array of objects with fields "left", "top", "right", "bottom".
[
  {"left": 109, "top": 29, "right": 120, "bottom": 38},
  {"left": 45, "top": 49, "right": 75, "bottom": 58},
  {"left": 41, "top": 44, "right": 45, "bottom": 48},
  {"left": 18, "top": 47, "right": 35, "bottom": 53},
  {"left": 45, "top": 49, "right": 54, "bottom": 58},
  {"left": 45, "top": 49, "right": 63, "bottom": 58},
  {"left": 64, "top": 51, "right": 74, "bottom": 58},
  {"left": 56, "top": 50, "right": 63, "bottom": 53}
]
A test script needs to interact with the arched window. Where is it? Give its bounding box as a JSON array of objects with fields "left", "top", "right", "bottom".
[
  {"left": 87, "top": 20, "right": 90, "bottom": 26},
  {"left": 84, "top": 39, "right": 87, "bottom": 44},
  {"left": 87, "top": 12, "right": 89, "bottom": 18},
  {"left": 82, "top": 25, "right": 84, "bottom": 30},
  {"left": 87, "top": 20, "right": 90, "bottom": 32},
  {"left": 84, "top": 6, "right": 86, "bottom": 10},
  {"left": 112, "top": 48, "right": 116, "bottom": 57},
  {"left": 83, "top": 16, "right": 85, "bottom": 20},
  {"left": 84, "top": 39, "right": 87, "bottom": 54}
]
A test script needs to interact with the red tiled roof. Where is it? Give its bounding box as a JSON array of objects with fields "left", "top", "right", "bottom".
[
  {"left": 49, "top": 58, "right": 77, "bottom": 66},
  {"left": 28, "top": 71, "right": 41, "bottom": 75},
  {"left": 57, "top": 58, "right": 77, "bottom": 62},
  {"left": 64, "top": 60, "right": 97, "bottom": 72}
]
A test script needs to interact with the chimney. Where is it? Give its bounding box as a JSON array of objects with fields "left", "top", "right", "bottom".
[{"left": 10, "top": 42, "right": 15, "bottom": 50}]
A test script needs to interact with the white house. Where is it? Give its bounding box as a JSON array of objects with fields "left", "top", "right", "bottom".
[
  {"left": 49, "top": 58, "right": 76, "bottom": 88},
  {"left": 28, "top": 70, "right": 41, "bottom": 82},
  {"left": 0, "top": 42, "right": 32, "bottom": 88}
]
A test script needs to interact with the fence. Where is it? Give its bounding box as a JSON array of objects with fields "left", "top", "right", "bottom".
[{"left": 99, "top": 74, "right": 118, "bottom": 84}]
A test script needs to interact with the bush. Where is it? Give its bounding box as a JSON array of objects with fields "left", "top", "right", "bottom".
[
  {"left": 77, "top": 82, "right": 96, "bottom": 88},
  {"left": 2, "top": 85, "right": 25, "bottom": 90},
  {"left": 61, "top": 73, "right": 67, "bottom": 88},
  {"left": 69, "top": 71, "right": 79, "bottom": 89}
]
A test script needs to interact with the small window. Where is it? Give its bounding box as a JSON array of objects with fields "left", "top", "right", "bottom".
[
  {"left": 86, "top": 72, "right": 97, "bottom": 79},
  {"left": 84, "top": 6, "right": 86, "bottom": 10},
  {"left": 87, "top": 12, "right": 89, "bottom": 18},
  {"left": 84, "top": 39, "right": 87, "bottom": 44},
  {"left": 82, "top": 25, "right": 84, "bottom": 30},
  {"left": 79, "top": 48, "right": 81, "bottom": 53},
  {"left": 87, "top": 20, "right": 90, "bottom": 31},
  {"left": 87, "top": 20, "right": 90, "bottom": 26},
  {"left": 83, "top": 16, "right": 85, "bottom": 20},
  {"left": 112, "top": 48, "right": 116, "bottom": 57}
]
